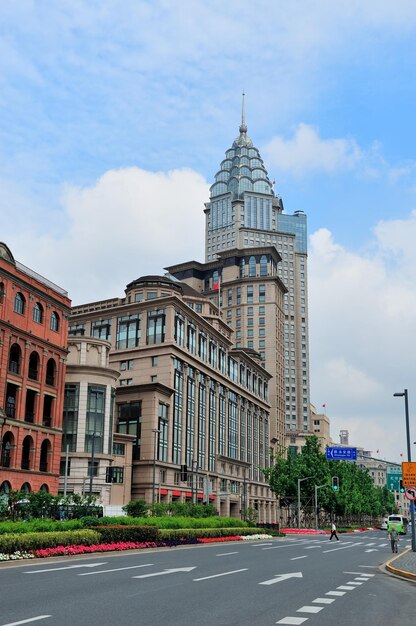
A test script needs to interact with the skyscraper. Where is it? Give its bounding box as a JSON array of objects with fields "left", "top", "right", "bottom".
[{"left": 203, "top": 96, "right": 310, "bottom": 450}]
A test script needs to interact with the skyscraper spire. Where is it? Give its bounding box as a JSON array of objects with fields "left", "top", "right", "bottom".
[{"left": 240, "top": 91, "right": 247, "bottom": 133}]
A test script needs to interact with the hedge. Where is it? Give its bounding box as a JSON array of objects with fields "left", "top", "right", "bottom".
[
  {"left": 0, "top": 519, "right": 83, "bottom": 535},
  {"left": 92, "top": 525, "right": 159, "bottom": 543},
  {"left": 0, "top": 530, "right": 101, "bottom": 553},
  {"left": 158, "top": 527, "right": 267, "bottom": 541}
]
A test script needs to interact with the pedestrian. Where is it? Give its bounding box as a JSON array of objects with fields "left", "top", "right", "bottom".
[
  {"left": 388, "top": 525, "right": 399, "bottom": 553},
  {"left": 329, "top": 521, "right": 339, "bottom": 541}
]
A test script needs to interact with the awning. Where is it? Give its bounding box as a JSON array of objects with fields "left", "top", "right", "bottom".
[{"left": 172, "top": 490, "right": 182, "bottom": 497}]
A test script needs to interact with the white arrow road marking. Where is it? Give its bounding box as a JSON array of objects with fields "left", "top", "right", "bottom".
[
  {"left": 133, "top": 567, "right": 196, "bottom": 579},
  {"left": 1, "top": 617, "right": 52, "bottom": 626},
  {"left": 194, "top": 568, "right": 248, "bottom": 581},
  {"left": 79, "top": 563, "right": 153, "bottom": 576},
  {"left": 365, "top": 549, "right": 378, "bottom": 552},
  {"left": 24, "top": 563, "right": 106, "bottom": 574},
  {"left": 259, "top": 572, "right": 303, "bottom": 586}
]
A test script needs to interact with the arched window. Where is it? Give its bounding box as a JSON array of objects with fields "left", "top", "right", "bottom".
[
  {"left": 45, "top": 358, "right": 56, "bottom": 386},
  {"left": 28, "top": 351, "right": 39, "bottom": 381},
  {"left": 260, "top": 255, "right": 268, "bottom": 276},
  {"left": 21, "top": 436, "right": 34, "bottom": 470},
  {"left": 39, "top": 484, "right": 49, "bottom": 493},
  {"left": 0, "top": 480, "right": 11, "bottom": 495},
  {"left": 50, "top": 311, "right": 59, "bottom": 332},
  {"left": 1, "top": 431, "right": 14, "bottom": 468},
  {"left": 14, "top": 292, "right": 25, "bottom": 315},
  {"left": 0, "top": 281, "right": 5, "bottom": 300},
  {"left": 239, "top": 258, "right": 245, "bottom": 278},
  {"left": 8, "top": 343, "right": 21, "bottom": 374},
  {"left": 39, "top": 440, "right": 51, "bottom": 472},
  {"left": 20, "top": 482, "right": 31, "bottom": 494},
  {"left": 33, "top": 302, "right": 44, "bottom": 324},
  {"left": 249, "top": 256, "right": 256, "bottom": 277}
]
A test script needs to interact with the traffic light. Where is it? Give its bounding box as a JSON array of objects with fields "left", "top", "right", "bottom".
[
  {"left": 180, "top": 464, "right": 188, "bottom": 482},
  {"left": 400, "top": 479, "right": 405, "bottom": 493},
  {"left": 332, "top": 476, "right": 339, "bottom": 491}
]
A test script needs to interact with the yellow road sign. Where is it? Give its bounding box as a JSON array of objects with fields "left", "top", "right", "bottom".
[{"left": 402, "top": 462, "right": 416, "bottom": 486}]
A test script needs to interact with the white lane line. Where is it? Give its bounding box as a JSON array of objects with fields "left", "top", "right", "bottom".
[
  {"left": 216, "top": 552, "right": 239, "bottom": 557},
  {"left": 379, "top": 543, "right": 388, "bottom": 547},
  {"left": 193, "top": 568, "right": 248, "bottom": 582},
  {"left": 358, "top": 566, "right": 377, "bottom": 569},
  {"left": 312, "top": 598, "right": 335, "bottom": 604},
  {"left": 344, "top": 571, "right": 369, "bottom": 575},
  {"left": 263, "top": 542, "right": 309, "bottom": 551},
  {"left": 291, "top": 556, "right": 308, "bottom": 560},
  {"left": 276, "top": 618, "right": 308, "bottom": 625},
  {"left": 304, "top": 546, "right": 321, "bottom": 550},
  {"left": 2, "top": 618, "right": 52, "bottom": 626},
  {"left": 354, "top": 577, "right": 371, "bottom": 581},
  {"left": 79, "top": 563, "right": 153, "bottom": 576},
  {"left": 24, "top": 563, "right": 107, "bottom": 574},
  {"left": 346, "top": 581, "right": 363, "bottom": 585},
  {"left": 337, "top": 585, "right": 356, "bottom": 590},
  {"left": 326, "top": 591, "right": 345, "bottom": 596},
  {"left": 364, "top": 543, "right": 376, "bottom": 546},
  {"left": 251, "top": 543, "right": 273, "bottom": 547},
  {"left": 297, "top": 606, "right": 323, "bottom": 614},
  {"left": 323, "top": 545, "right": 359, "bottom": 553}
]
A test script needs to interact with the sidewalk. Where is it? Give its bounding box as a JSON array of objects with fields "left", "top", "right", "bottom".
[{"left": 386, "top": 547, "right": 416, "bottom": 582}]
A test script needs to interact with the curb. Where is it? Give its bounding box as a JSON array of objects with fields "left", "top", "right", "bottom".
[{"left": 385, "top": 547, "right": 416, "bottom": 582}]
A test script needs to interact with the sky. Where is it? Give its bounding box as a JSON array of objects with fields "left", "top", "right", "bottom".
[{"left": 1, "top": 0, "right": 416, "bottom": 464}]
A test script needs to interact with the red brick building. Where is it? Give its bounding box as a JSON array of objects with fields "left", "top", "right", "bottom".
[{"left": 0, "top": 242, "right": 71, "bottom": 495}]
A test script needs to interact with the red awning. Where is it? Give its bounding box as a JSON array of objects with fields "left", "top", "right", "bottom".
[
  {"left": 172, "top": 490, "right": 182, "bottom": 497},
  {"left": 185, "top": 491, "right": 192, "bottom": 498},
  {"left": 197, "top": 493, "right": 203, "bottom": 499},
  {"left": 159, "top": 489, "right": 168, "bottom": 495},
  {"left": 209, "top": 494, "right": 216, "bottom": 500}
]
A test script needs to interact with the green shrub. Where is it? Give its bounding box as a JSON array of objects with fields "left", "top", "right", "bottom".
[
  {"left": 122, "top": 499, "right": 148, "bottom": 517},
  {"left": 158, "top": 527, "right": 262, "bottom": 541},
  {"left": 92, "top": 525, "right": 159, "bottom": 543},
  {"left": 0, "top": 519, "right": 83, "bottom": 535},
  {"left": 0, "top": 529, "right": 101, "bottom": 554}
]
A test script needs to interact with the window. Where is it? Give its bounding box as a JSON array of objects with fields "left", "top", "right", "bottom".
[
  {"left": 62, "top": 384, "right": 79, "bottom": 452},
  {"left": 147, "top": 310, "right": 165, "bottom": 345},
  {"left": 120, "top": 360, "right": 133, "bottom": 371},
  {"left": 68, "top": 322, "right": 85, "bottom": 336},
  {"left": 50, "top": 312, "right": 60, "bottom": 332},
  {"left": 113, "top": 442, "right": 125, "bottom": 455},
  {"left": 146, "top": 291, "right": 157, "bottom": 300},
  {"left": 249, "top": 256, "right": 256, "bottom": 277},
  {"left": 14, "top": 292, "right": 25, "bottom": 315},
  {"left": 91, "top": 319, "right": 111, "bottom": 340},
  {"left": 33, "top": 303, "right": 43, "bottom": 324},
  {"left": 247, "top": 285, "right": 253, "bottom": 304},
  {"left": 151, "top": 356, "right": 158, "bottom": 367},
  {"left": 117, "top": 313, "right": 141, "bottom": 348},
  {"left": 174, "top": 313, "right": 185, "bottom": 347},
  {"left": 111, "top": 467, "right": 124, "bottom": 484},
  {"left": 84, "top": 385, "right": 106, "bottom": 454},
  {"left": 260, "top": 255, "right": 267, "bottom": 276},
  {"left": 158, "top": 403, "right": 168, "bottom": 462},
  {"left": 259, "top": 285, "right": 266, "bottom": 303},
  {"left": 117, "top": 401, "right": 141, "bottom": 460}
]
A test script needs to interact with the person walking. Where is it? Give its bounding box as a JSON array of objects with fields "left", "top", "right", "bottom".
[
  {"left": 388, "top": 525, "right": 399, "bottom": 553},
  {"left": 329, "top": 521, "right": 339, "bottom": 541}
]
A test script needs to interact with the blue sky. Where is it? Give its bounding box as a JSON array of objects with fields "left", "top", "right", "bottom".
[{"left": 2, "top": 0, "right": 416, "bottom": 464}]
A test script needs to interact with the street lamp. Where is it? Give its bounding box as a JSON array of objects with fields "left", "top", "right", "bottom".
[
  {"left": 393, "top": 389, "right": 416, "bottom": 552},
  {"left": 297, "top": 477, "right": 312, "bottom": 529},
  {"left": 152, "top": 429, "right": 160, "bottom": 512}
]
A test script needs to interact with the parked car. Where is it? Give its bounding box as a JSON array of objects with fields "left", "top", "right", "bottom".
[{"left": 381, "top": 517, "right": 389, "bottom": 530}]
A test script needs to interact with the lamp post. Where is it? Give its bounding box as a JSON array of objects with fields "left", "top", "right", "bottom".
[
  {"left": 315, "top": 484, "right": 330, "bottom": 530},
  {"left": 393, "top": 389, "right": 416, "bottom": 552},
  {"left": 152, "top": 429, "right": 160, "bottom": 512},
  {"left": 297, "top": 477, "right": 312, "bottom": 529}
]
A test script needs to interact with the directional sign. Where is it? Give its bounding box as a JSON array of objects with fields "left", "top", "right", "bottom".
[
  {"left": 402, "top": 462, "right": 416, "bottom": 487},
  {"left": 326, "top": 447, "right": 357, "bottom": 461},
  {"left": 259, "top": 572, "right": 303, "bottom": 585},
  {"left": 405, "top": 486, "right": 416, "bottom": 501}
]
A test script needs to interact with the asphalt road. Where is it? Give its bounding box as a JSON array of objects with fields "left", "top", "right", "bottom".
[{"left": 1, "top": 531, "right": 415, "bottom": 626}]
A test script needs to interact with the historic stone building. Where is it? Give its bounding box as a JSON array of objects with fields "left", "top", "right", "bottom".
[{"left": 0, "top": 242, "right": 71, "bottom": 495}]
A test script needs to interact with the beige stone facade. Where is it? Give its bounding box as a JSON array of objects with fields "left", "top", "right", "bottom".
[
  {"left": 69, "top": 275, "right": 279, "bottom": 523},
  {"left": 59, "top": 337, "right": 133, "bottom": 506}
]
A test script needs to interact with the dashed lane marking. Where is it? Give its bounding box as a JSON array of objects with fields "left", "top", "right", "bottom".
[
  {"left": 276, "top": 618, "right": 308, "bottom": 625},
  {"left": 297, "top": 606, "right": 323, "bottom": 614},
  {"left": 312, "top": 598, "right": 335, "bottom": 604}
]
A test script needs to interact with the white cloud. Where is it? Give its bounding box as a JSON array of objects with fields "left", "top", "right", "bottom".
[
  {"left": 309, "top": 221, "right": 416, "bottom": 460},
  {"left": 263, "top": 124, "right": 363, "bottom": 176},
  {"left": 7, "top": 166, "right": 209, "bottom": 304}
]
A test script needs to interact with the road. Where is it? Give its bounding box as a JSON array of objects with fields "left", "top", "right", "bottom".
[{"left": 0, "top": 531, "right": 415, "bottom": 626}]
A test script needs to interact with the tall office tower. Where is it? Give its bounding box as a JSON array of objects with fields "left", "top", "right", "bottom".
[{"left": 204, "top": 97, "right": 310, "bottom": 450}]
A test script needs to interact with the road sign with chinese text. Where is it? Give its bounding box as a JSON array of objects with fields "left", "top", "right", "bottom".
[
  {"left": 387, "top": 466, "right": 402, "bottom": 491},
  {"left": 402, "top": 462, "right": 416, "bottom": 487},
  {"left": 326, "top": 447, "right": 357, "bottom": 460}
]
